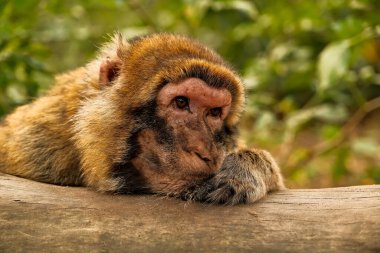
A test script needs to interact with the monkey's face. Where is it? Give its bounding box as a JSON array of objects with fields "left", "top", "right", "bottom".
[{"left": 130, "top": 78, "right": 233, "bottom": 194}]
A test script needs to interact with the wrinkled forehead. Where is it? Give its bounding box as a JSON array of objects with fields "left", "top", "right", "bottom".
[{"left": 157, "top": 78, "right": 232, "bottom": 107}]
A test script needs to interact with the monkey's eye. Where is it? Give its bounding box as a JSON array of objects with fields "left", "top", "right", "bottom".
[
  {"left": 174, "top": 96, "right": 189, "bottom": 110},
  {"left": 209, "top": 107, "right": 222, "bottom": 118}
]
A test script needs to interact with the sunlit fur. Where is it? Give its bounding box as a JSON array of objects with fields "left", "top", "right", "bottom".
[{"left": 0, "top": 33, "right": 284, "bottom": 204}]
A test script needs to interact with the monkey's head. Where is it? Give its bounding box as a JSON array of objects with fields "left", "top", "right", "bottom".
[{"left": 77, "top": 33, "right": 245, "bottom": 194}]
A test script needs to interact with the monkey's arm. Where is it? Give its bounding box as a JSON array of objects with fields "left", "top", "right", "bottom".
[{"left": 182, "top": 149, "right": 285, "bottom": 205}]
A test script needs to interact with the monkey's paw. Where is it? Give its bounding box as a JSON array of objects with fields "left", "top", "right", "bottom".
[{"left": 185, "top": 149, "right": 284, "bottom": 205}]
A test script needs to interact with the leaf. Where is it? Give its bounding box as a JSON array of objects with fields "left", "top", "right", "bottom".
[
  {"left": 285, "top": 104, "right": 347, "bottom": 131},
  {"left": 332, "top": 148, "right": 349, "bottom": 181},
  {"left": 255, "top": 111, "right": 276, "bottom": 130},
  {"left": 317, "top": 40, "right": 350, "bottom": 91},
  {"left": 351, "top": 138, "right": 379, "bottom": 156},
  {"left": 210, "top": 1, "right": 258, "bottom": 19},
  {"left": 321, "top": 124, "right": 341, "bottom": 140},
  {"left": 313, "top": 104, "right": 348, "bottom": 122}
]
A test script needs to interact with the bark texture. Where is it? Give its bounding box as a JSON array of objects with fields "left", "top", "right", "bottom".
[{"left": 0, "top": 172, "right": 379, "bottom": 253}]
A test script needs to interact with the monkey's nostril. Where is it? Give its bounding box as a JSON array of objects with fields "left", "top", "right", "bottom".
[{"left": 195, "top": 152, "right": 211, "bottom": 163}]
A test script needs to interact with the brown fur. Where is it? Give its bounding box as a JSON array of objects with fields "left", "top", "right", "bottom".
[{"left": 0, "top": 33, "right": 284, "bottom": 204}]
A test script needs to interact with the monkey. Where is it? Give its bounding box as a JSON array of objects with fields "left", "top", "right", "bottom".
[{"left": 0, "top": 33, "right": 285, "bottom": 205}]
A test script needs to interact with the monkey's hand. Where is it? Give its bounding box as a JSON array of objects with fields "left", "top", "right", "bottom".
[{"left": 182, "top": 149, "right": 285, "bottom": 205}]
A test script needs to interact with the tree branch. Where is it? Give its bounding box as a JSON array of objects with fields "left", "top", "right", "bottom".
[{"left": 1, "top": 173, "right": 379, "bottom": 252}]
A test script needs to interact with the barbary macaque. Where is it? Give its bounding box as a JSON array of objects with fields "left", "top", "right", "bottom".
[{"left": 0, "top": 33, "right": 285, "bottom": 204}]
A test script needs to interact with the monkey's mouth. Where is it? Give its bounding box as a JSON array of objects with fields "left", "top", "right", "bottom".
[
  {"left": 186, "top": 170, "right": 215, "bottom": 180},
  {"left": 195, "top": 154, "right": 219, "bottom": 172},
  {"left": 176, "top": 151, "right": 222, "bottom": 179}
]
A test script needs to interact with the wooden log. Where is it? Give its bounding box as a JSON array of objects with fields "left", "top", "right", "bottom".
[{"left": 0, "top": 172, "right": 379, "bottom": 253}]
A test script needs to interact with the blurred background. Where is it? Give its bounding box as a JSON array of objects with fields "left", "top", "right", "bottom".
[{"left": 1, "top": 0, "right": 379, "bottom": 188}]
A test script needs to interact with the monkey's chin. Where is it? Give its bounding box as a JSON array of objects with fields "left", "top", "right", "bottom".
[
  {"left": 144, "top": 166, "right": 217, "bottom": 196},
  {"left": 129, "top": 155, "right": 214, "bottom": 195}
]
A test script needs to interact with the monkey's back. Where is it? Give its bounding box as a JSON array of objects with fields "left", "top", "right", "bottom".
[{"left": 0, "top": 68, "right": 91, "bottom": 185}]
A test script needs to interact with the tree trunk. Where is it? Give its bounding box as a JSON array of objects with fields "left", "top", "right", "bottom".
[{"left": 0, "top": 172, "right": 379, "bottom": 253}]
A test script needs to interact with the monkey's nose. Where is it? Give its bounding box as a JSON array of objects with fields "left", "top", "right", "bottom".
[
  {"left": 195, "top": 152, "right": 212, "bottom": 163},
  {"left": 193, "top": 151, "right": 219, "bottom": 173}
]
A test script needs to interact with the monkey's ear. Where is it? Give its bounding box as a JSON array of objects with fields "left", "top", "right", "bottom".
[{"left": 99, "top": 59, "right": 122, "bottom": 86}]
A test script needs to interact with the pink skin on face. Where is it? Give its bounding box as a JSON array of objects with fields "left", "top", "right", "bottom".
[
  {"left": 157, "top": 78, "right": 232, "bottom": 173},
  {"left": 132, "top": 78, "right": 233, "bottom": 193},
  {"left": 157, "top": 78, "right": 232, "bottom": 130}
]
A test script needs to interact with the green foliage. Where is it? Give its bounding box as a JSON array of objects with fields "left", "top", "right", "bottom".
[{"left": 1, "top": 0, "right": 380, "bottom": 187}]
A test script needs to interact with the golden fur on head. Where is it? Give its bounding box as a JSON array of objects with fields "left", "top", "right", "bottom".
[{"left": 100, "top": 33, "right": 245, "bottom": 127}]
